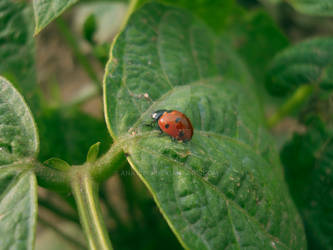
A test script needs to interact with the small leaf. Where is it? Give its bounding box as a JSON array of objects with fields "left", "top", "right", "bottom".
[
  {"left": 281, "top": 117, "right": 333, "bottom": 249},
  {"left": 33, "top": 0, "right": 78, "bottom": 35},
  {"left": 266, "top": 37, "right": 333, "bottom": 96},
  {"left": 104, "top": 3, "right": 306, "bottom": 249},
  {"left": 0, "top": 169, "right": 37, "bottom": 250},
  {"left": 86, "top": 142, "right": 101, "bottom": 163},
  {"left": 0, "top": 77, "right": 39, "bottom": 165},
  {"left": 44, "top": 158, "right": 71, "bottom": 171},
  {"left": 286, "top": 0, "right": 333, "bottom": 16},
  {"left": 83, "top": 14, "right": 97, "bottom": 44}
]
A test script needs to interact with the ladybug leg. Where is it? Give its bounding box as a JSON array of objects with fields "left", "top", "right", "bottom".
[{"left": 144, "top": 121, "right": 155, "bottom": 127}]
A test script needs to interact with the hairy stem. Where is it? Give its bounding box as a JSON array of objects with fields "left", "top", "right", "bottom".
[
  {"left": 89, "top": 142, "right": 126, "bottom": 183},
  {"left": 55, "top": 17, "right": 101, "bottom": 91},
  {"left": 71, "top": 168, "right": 113, "bottom": 250},
  {"left": 267, "top": 84, "right": 314, "bottom": 128},
  {"left": 34, "top": 161, "right": 71, "bottom": 192},
  {"left": 34, "top": 141, "right": 126, "bottom": 192}
]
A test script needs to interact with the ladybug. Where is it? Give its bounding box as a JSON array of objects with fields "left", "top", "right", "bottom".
[{"left": 151, "top": 110, "right": 193, "bottom": 142}]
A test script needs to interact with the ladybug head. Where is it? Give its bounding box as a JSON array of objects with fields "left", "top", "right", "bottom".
[{"left": 151, "top": 109, "right": 168, "bottom": 121}]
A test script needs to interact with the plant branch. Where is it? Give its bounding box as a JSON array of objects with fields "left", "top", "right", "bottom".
[
  {"left": 55, "top": 17, "right": 102, "bottom": 92},
  {"left": 71, "top": 169, "right": 113, "bottom": 250},
  {"left": 34, "top": 161, "right": 71, "bottom": 193},
  {"left": 89, "top": 142, "right": 126, "bottom": 183},
  {"left": 38, "top": 216, "right": 87, "bottom": 249},
  {"left": 267, "top": 84, "right": 314, "bottom": 128},
  {"left": 34, "top": 141, "right": 126, "bottom": 192}
]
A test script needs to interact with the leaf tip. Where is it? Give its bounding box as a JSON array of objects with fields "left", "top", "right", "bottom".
[{"left": 86, "top": 142, "right": 101, "bottom": 163}]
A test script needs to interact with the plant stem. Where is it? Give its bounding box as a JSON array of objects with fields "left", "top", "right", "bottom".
[
  {"left": 55, "top": 17, "right": 101, "bottom": 92},
  {"left": 34, "top": 161, "right": 71, "bottom": 193},
  {"left": 34, "top": 142, "right": 126, "bottom": 193},
  {"left": 38, "top": 216, "right": 87, "bottom": 249},
  {"left": 267, "top": 84, "right": 314, "bottom": 128},
  {"left": 89, "top": 143, "right": 126, "bottom": 183},
  {"left": 71, "top": 169, "right": 113, "bottom": 250}
]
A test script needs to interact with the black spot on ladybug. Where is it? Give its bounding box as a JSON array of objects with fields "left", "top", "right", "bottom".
[
  {"left": 178, "top": 131, "right": 184, "bottom": 138},
  {"left": 165, "top": 124, "right": 169, "bottom": 129},
  {"left": 175, "top": 118, "right": 181, "bottom": 123}
]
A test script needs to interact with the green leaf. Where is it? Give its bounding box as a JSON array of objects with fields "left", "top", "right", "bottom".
[
  {"left": 281, "top": 117, "right": 333, "bottom": 249},
  {"left": 104, "top": 3, "right": 306, "bottom": 249},
  {"left": 44, "top": 157, "right": 71, "bottom": 171},
  {"left": 0, "top": 77, "right": 38, "bottom": 250},
  {"left": 38, "top": 108, "right": 112, "bottom": 165},
  {"left": 33, "top": 0, "right": 78, "bottom": 35},
  {"left": 0, "top": 169, "right": 37, "bottom": 250},
  {"left": 223, "top": 10, "right": 289, "bottom": 84},
  {"left": 83, "top": 14, "right": 97, "bottom": 44},
  {"left": 0, "top": 0, "right": 39, "bottom": 112},
  {"left": 0, "top": 77, "right": 39, "bottom": 165},
  {"left": 266, "top": 37, "right": 333, "bottom": 96},
  {"left": 286, "top": 0, "right": 333, "bottom": 16},
  {"left": 87, "top": 142, "right": 101, "bottom": 163}
]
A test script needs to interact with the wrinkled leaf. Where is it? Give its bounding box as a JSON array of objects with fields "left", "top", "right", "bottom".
[
  {"left": 33, "top": 0, "right": 78, "bottom": 34},
  {"left": 104, "top": 3, "right": 306, "bottom": 249},
  {"left": 0, "top": 0, "right": 39, "bottom": 112},
  {"left": 0, "top": 77, "right": 38, "bottom": 250},
  {"left": 0, "top": 77, "right": 39, "bottom": 165},
  {"left": 281, "top": 117, "right": 333, "bottom": 249},
  {"left": 266, "top": 37, "right": 333, "bottom": 96},
  {"left": 0, "top": 169, "right": 37, "bottom": 250},
  {"left": 286, "top": 0, "right": 333, "bottom": 16},
  {"left": 38, "top": 108, "right": 111, "bottom": 165}
]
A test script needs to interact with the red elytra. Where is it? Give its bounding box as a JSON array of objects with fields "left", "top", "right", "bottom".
[{"left": 151, "top": 110, "right": 193, "bottom": 142}]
